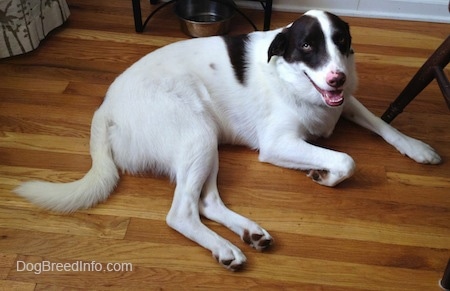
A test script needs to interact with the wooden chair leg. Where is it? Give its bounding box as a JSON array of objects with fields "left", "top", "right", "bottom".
[
  {"left": 434, "top": 66, "right": 450, "bottom": 108},
  {"left": 440, "top": 258, "right": 450, "bottom": 290},
  {"left": 381, "top": 35, "right": 450, "bottom": 123}
]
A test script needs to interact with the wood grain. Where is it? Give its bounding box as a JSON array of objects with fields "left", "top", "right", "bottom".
[{"left": 1, "top": 0, "right": 449, "bottom": 289}]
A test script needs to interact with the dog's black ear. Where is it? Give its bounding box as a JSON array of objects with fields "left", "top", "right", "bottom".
[{"left": 268, "top": 32, "right": 287, "bottom": 63}]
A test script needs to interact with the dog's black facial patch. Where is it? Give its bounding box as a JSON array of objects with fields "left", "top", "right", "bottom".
[
  {"left": 268, "top": 15, "right": 328, "bottom": 70},
  {"left": 326, "top": 12, "right": 352, "bottom": 56},
  {"left": 223, "top": 34, "right": 249, "bottom": 85}
]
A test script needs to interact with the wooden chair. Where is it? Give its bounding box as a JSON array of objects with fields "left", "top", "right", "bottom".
[
  {"left": 381, "top": 35, "right": 450, "bottom": 123},
  {"left": 440, "top": 258, "right": 450, "bottom": 290}
]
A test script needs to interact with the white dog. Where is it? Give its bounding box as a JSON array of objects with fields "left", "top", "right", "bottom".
[{"left": 15, "top": 10, "right": 441, "bottom": 270}]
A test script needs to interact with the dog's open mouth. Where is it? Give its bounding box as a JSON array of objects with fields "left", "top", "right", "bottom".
[{"left": 305, "top": 73, "right": 344, "bottom": 107}]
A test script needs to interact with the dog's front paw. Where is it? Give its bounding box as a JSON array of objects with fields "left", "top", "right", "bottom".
[
  {"left": 307, "top": 154, "right": 355, "bottom": 187},
  {"left": 242, "top": 228, "right": 273, "bottom": 251},
  {"left": 213, "top": 243, "right": 247, "bottom": 271},
  {"left": 400, "top": 138, "right": 442, "bottom": 164}
]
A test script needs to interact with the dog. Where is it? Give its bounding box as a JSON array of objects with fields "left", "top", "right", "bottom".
[{"left": 15, "top": 10, "right": 441, "bottom": 271}]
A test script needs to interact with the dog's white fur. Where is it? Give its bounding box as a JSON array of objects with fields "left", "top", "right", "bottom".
[{"left": 15, "top": 10, "right": 441, "bottom": 270}]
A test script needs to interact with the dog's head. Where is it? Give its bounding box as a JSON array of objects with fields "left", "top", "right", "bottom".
[{"left": 268, "top": 10, "right": 357, "bottom": 107}]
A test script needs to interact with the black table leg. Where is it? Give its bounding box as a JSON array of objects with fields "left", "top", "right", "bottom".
[
  {"left": 132, "top": 0, "right": 144, "bottom": 32},
  {"left": 132, "top": 0, "right": 274, "bottom": 33},
  {"left": 263, "top": 0, "right": 272, "bottom": 31}
]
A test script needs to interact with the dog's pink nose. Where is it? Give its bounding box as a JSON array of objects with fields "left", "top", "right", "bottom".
[{"left": 326, "top": 71, "right": 346, "bottom": 88}]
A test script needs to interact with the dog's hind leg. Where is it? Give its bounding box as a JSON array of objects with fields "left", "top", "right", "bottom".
[
  {"left": 199, "top": 153, "right": 273, "bottom": 251},
  {"left": 166, "top": 145, "right": 247, "bottom": 271}
]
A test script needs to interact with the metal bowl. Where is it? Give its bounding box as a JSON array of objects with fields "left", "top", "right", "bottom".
[{"left": 175, "top": 0, "right": 236, "bottom": 37}]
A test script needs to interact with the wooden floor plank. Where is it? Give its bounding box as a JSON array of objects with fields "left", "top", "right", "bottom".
[
  {"left": 0, "top": 207, "right": 130, "bottom": 239},
  {"left": 0, "top": 76, "right": 69, "bottom": 94},
  {"left": 0, "top": 280, "right": 36, "bottom": 291}
]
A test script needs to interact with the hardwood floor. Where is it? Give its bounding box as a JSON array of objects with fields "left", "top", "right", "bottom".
[{"left": 1, "top": 0, "right": 449, "bottom": 289}]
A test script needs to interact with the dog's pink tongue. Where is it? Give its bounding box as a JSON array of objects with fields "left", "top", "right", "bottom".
[{"left": 324, "top": 90, "right": 344, "bottom": 106}]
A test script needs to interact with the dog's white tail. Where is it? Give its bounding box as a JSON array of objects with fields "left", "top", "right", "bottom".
[{"left": 14, "top": 109, "right": 119, "bottom": 213}]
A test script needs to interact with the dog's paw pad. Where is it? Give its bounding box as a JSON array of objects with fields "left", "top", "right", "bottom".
[
  {"left": 213, "top": 245, "right": 246, "bottom": 271},
  {"left": 242, "top": 229, "right": 273, "bottom": 251},
  {"left": 218, "top": 258, "right": 244, "bottom": 271},
  {"left": 307, "top": 166, "right": 354, "bottom": 187},
  {"left": 307, "top": 169, "right": 329, "bottom": 182}
]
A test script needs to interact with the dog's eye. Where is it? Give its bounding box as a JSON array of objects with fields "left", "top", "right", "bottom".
[
  {"left": 337, "top": 37, "right": 346, "bottom": 45},
  {"left": 334, "top": 34, "right": 350, "bottom": 49},
  {"left": 301, "top": 43, "right": 312, "bottom": 52}
]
